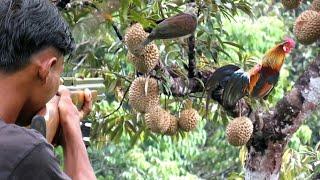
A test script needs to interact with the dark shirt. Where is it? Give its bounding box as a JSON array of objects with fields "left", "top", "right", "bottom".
[{"left": 0, "top": 120, "right": 70, "bottom": 180}]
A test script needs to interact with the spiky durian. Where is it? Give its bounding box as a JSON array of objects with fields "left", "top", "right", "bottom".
[
  {"left": 281, "top": 0, "right": 302, "bottom": 9},
  {"left": 127, "top": 43, "right": 159, "bottom": 73},
  {"left": 311, "top": 0, "right": 320, "bottom": 12},
  {"left": 128, "top": 77, "right": 159, "bottom": 113},
  {"left": 124, "top": 23, "right": 148, "bottom": 55},
  {"left": 178, "top": 108, "right": 200, "bottom": 132},
  {"left": 226, "top": 116, "right": 253, "bottom": 146},
  {"left": 165, "top": 114, "right": 178, "bottom": 136},
  {"left": 145, "top": 106, "right": 171, "bottom": 133},
  {"left": 294, "top": 10, "right": 320, "bottom": 44}
]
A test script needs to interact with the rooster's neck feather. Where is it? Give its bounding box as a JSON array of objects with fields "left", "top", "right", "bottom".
[{"left": 261, "top": 44, "right": 286, "bottom": 71}]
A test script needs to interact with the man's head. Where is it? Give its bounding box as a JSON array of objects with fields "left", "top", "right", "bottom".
[{"left": 0, "top": 0, "right": 75, "bottom": 124}]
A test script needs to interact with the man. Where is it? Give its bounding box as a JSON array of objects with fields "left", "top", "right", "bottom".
[{"left": 0, "top": 0, "right": 96, "bottom": 179}]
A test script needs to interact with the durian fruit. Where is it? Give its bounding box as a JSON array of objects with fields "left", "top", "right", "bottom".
[
  {"left": 124, "top": 23, "right": 148, "bottom": 55},
  {"left": 281, "top": 0, "right": 301, "bottom": 9},
  {"left": 128, "top": 43, "right": 159, "bottom": 73},
  {"left": 226, "top": 117, "right": 253, "bottom": 146},
  {"left": 311, "top": 0, "right": 320, "bottom": 12},
  {"left": 145, "top": 106, "right": 171, "bottom": 133},
  {"left": 128, "top": 77, "right": 160, "bottom": 113},
  {"left": 164, "top": 114, "right": 178, "bottom": 136},
  {"left": 294, "top": 10, "right": 320, "bottom": 44},
  {"left": 178, "top": 108, "right": 200, "bottom": 132}
]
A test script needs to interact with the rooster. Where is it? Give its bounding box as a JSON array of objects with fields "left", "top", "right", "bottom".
[{"left": 207, "top": 37, "right": 295, "bottom": 108}]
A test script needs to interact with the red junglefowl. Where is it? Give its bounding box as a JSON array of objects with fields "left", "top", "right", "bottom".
[{"left": 207, "top": 37, "right": 295, "bottom": 108}]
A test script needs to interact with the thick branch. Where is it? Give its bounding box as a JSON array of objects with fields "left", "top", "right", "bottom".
[
  {"left": 187, "top": 35, "right": 197, "bottom": 78},
  {"left": 155, "top": 60, "right": 211, "bottom": 96}
]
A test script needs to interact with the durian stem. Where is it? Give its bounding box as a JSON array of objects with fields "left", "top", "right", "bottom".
[
  {"left": 111, "top": 22, "right": 123, "bottom": 41},
  {"left": 239, "top": 102, "right": 242, "bottom": 117},
  {"left": 144, "top": 75, "right": 150, "bottom": 96},
  {"left": 184, "top": 99, "right": 193, "bottom": 109}
]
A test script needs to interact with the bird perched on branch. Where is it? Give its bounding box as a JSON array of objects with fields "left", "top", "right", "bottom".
[
  {"left": 141, "top": 13, "right": 197, "bottom": 47},
  {"left": 207, "top": 37, "right": 295, "bottom": 108},
  {"left": 131, "top": 3, "right": 197, "bottom": 56}
]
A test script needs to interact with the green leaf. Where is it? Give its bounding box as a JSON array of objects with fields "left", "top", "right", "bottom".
[
  {"left": 223, "top": 41, "right": 245, "bottom": 51},
  {"left": 119, "top": 0, "right": 130, "bottom": 24}
]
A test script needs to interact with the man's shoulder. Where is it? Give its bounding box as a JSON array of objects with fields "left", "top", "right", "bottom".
[
  {"left": 0, "top": 121, "right": 50, "bottom": 178},
  {"left": 0, "top": 121, "right": 47, "bottom": 147}
]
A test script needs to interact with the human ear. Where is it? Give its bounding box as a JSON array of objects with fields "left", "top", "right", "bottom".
[{"left": 38, "top": 57, "right": 57, "bottom": 84}]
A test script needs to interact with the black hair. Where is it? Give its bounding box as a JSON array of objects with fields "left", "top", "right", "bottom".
[{"left": 0, "top": 0, "right": 75, "bottom": 73}]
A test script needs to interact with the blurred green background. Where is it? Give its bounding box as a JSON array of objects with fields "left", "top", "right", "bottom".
[{"left": 54, "top": 0, "right": 320, "bottom": 179}]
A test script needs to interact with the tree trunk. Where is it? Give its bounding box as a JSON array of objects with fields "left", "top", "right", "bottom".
[{"left": 245, "top": 142, "right": 283, "bottom": 179}]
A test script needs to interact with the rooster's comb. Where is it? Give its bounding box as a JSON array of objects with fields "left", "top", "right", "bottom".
[{"left": 284, "top": 37, "right": 296, "bottom": 47}]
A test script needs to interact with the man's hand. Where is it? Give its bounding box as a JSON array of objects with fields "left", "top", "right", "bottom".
[
  {"left": 36, "top": 85, "right": 96, "bottom": 179},
  {"left": 36, "top": 95, "right": 60, "bottom": 143},
  {"left": 57, "top": 85, "right": 93, "bottom": 127},
  {"left": 36, "top": 86, "right": 93, "bottom": 144},
  {"left": 56, "top": 85, "right": 96, "bottom": 179}
]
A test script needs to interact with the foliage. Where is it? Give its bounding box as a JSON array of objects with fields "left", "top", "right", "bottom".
[
  {"left": 281, "top": 124, "right": 320, "bottom": 179},
  {"left": 88, "top": 120, "right": 206, "bottom": 179}
]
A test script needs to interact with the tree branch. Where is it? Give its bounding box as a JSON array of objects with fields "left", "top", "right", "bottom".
[
  {"left": 104, "top": 86, "right": 130, "bottom": 118},
  {"left": 52, "top": 0, "right": 93, "bottom": 9},
  {"left": 111, "top": 23, "right": 123, "bottom": 41},
  {"left": 187, "top": 34, "right": 197, "bottom": 78}
]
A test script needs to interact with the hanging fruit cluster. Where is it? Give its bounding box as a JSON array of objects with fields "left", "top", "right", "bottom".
[
  {"left": 128, "top": 77, "right": 159, "bottom": 113},
  {"left": 124, "top": 23, "right": 160, "bottom": 73},
  {"left": 292, "top": 0, "right": 320, "bottom": 45},
  {"left": 281, "top": 0, "right": 302, "bottom": 9},
  {"left": 124, "top": 23, "right": 200, "bottom": 136},
  {"left": 311, "top": 0, "right": 320, "bottom": 12}
]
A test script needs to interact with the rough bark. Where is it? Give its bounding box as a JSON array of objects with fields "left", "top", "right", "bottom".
[{"left": 187, "top": 34, "right": 197, "bottom": 78}]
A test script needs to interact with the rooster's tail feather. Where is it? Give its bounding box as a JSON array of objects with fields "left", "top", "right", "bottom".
[
  {"left": 206, "top": 65, "right": 240, "bottom": 104},
  {"left": 222, "top": 69, "right": 250, "bottom": 107}
]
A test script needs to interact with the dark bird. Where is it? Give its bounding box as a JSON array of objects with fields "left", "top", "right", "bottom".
[
  {"left": 130, "top": 3, "right": 198, "bottom": 56},
  {"left": 207, "top": 37, "right": 296, "bottom": 108},
  {"left": 141, "top": 13, "right": 197, "bottom": 47}
]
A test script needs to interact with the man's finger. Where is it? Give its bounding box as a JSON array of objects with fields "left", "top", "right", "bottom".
[
  {"left": 48, "top": 95, "right": 60, "bottom": 105},
  {"left": 84, "top": 88, "right": 92, "bottom": 104},
  {"left": 57, "top": 85, "right": 71, "bottom": 97},
  {"left": 57, "top": 85, "right": 74, "bottom": 105},
  {"left": 37, "top": 95, "right": 60, "bottom": 116},
  {"left": 79, "top": 89, "right": 93, "bottom": 119}
]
